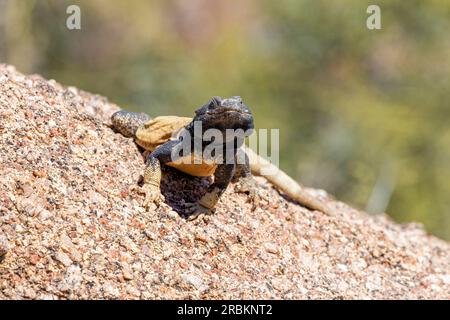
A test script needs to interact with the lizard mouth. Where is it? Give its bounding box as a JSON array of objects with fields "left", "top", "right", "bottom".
[
  {"left": 208, "top": 108, "right": 252, "bottom": 116},
  {"left": 202, "top": 108, "right": 254, "bottom": 131},
  {"left": 211, "top": 109, "right": 254, "bottom": 125}
]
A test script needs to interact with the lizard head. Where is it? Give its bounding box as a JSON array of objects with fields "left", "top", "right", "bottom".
[{"left": 193, "top": 96, "right": 254, "bottom": 135}]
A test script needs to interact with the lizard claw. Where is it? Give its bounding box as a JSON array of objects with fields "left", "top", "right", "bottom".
[
  {"left": 140, "top": 184, "right": 165, "bottom": 209},
  {"left": 234, "top": 176, "right": 260, "bottom": 210},
  {"left": 184, "top": 202, "right": 214, "bottom": 221}
]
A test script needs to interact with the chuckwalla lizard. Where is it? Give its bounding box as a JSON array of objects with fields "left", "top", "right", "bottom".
[{"left": 111, "top": 96, "right": 332, "bottom": 219}]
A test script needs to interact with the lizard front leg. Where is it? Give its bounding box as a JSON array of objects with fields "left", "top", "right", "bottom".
[
  {"left": 140, "top": 140, "right": 178, "bottom": 208},
  {"left": 141, "top": 155, "right": 164, "bottom": 207},
  {"left": 185, "top": 163, "right": 235, "bottom": 220},
  {"left": 233, "top": 149, "right": 259, "bottom": 208}
]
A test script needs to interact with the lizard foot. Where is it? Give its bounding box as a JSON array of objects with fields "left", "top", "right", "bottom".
[
  {"left": 234, "top": 176, "right": 260, "bottom": 210},
  {"left": 184, "top": 202, "right": 214, "bottom": 221},
  {"left": 140, "top": 184, "right": 165, "bottom": 209}
]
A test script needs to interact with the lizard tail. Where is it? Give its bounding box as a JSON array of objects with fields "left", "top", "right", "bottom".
[
  {"left": 246, "top": 148, "right": 333, "bottom": 214},
  {"left": 111, "top": 111, "right": 151, "bottom": 138}
]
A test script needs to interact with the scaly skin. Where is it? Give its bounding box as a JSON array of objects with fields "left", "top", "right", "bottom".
[{"left": 111, "top": 96, "right": 334, "bottom": 219}]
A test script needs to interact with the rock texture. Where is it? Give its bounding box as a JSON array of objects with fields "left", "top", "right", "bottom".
[{"left": 0, "top": 64, "right": 449, "bottom": 299}]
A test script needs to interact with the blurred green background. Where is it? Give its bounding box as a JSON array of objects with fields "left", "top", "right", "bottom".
[{"left": 1, "top": 0, "right": 449, "bottom": 239}]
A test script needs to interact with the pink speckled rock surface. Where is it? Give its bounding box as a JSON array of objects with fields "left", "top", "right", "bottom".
[{"left": 0, "top": 64, "right": 449, "bottom": 299}]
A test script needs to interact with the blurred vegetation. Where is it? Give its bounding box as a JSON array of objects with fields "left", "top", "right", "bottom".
[{"left": 1, "top": 0, "right": 449, "bottom": 239}]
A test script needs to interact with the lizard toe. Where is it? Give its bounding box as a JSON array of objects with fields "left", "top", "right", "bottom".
[
  {"left": 140, "top": 184, "right": 165, "bottom": 209},
  {"left": 184, "top": 202, "right": 214, "bottom": 220},
  {"left": 235, "top": 177, "right": 260, "bottom": 210}
]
